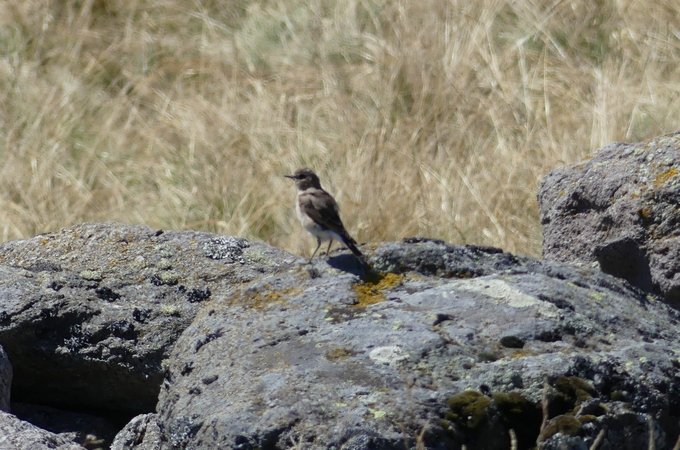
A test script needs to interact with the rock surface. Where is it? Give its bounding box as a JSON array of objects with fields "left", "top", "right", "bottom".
[
  {"left": 10, "top": 402, "right": 120, "bottom": 450},
  {"left": 0, "top": 410, "right": 86, "bottom": 450},
  {"left": 0, "top": 224, "right": 677, "bottom": 450},
  {"left": 0, "top": 223, "right": 294, "bottom": 414},
  {"left": 538, "top": 131, "right": 680, "bottom": 306},
  {"left": 110, "top": 414, "right": 162, "bottom": 450},
  {"left": 158, "top": 239, "right": 680, "bottom": 449}
]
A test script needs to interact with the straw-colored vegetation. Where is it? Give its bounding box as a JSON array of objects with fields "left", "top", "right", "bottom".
[{"left": 0, "top": 0, "right": 678, "bottom": 256}]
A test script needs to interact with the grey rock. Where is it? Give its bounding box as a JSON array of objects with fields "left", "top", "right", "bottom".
[
  {"left": 10, "top": 402, "right": 119, "bottom": 449},
  {"left": 0, "top": 410, "right": 85, "bottom": 450},
  {"left": 156, "top": 238, "right": 680, "bottom": 449},
  {"left": 110, "top": 414, "right": 162, "bottom": 450},
  {"left": 0, "top": 344, "right": 12, "bottom": 412},
  {"left": 0, "top": 223, "right": 295, "bottom": 413},
  {"left": 0, "top": 224, "right": 677, "bottom": 449},
  {"left": 538, "top": 131, "right": 680, "bottom": 306}
]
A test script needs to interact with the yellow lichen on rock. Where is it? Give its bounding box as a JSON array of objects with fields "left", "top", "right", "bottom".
[
  {"left": 240, "top": 287, "right": 299, "bottom": 310},
  {"left": 352, "top": 272, "right": 404, "bottom": 308},
  {"left": 325, "top": 347, "right": 356, "bottom": 361},
  {"left": 653, "top": 167, "right": 678, "bottom": 187}
]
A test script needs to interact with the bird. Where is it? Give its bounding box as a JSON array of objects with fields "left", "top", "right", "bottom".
[{"left": 285, "top": 168, "right": 365, "bottom": 264}]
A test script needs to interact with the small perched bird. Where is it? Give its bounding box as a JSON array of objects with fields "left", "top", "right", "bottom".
[{"left": 285, "top": 168, "right": 364, "bottom": 263}]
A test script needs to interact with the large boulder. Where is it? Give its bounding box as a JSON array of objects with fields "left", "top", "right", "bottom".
[
  {"left": 0, "top": 225, "right": 678, "bottom": 449},
  {"left": 0, "top": 223, "right": 293, "bottom": 414},
  {"left": 538, "top": 131, "right": 680, "bottom": 306},
  {"left": 156, "top": 240, "right": 680, "bottom": 449}
]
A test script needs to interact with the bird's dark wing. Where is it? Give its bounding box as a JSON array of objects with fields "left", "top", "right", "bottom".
[
  {"left": 299, "top": 188, "right": 364, "bottom": 259},
  {"left": 298, "top": 188, "right": 346, "bottom": 234}
]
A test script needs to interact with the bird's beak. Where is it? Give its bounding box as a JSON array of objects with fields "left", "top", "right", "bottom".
[{"left": 284, "top": 174, "right": 296, "bottom": 179}]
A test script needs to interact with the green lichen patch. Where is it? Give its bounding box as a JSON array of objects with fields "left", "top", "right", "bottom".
[
  {"left": 157, "top": 258, "right": 173, "bottom": 270},
  {"left": 368, "top": 408, "right": 387, "bottom": 419},
  {"left": 160, "top": 304, "right": 181, "bottom": 316},
  {"left": 79, "top": 270, "right": 103, "bottom": 281},
  {"left": 589, "top": 291, "right": 605, "bottom": 302},
  {"left": 158, "top": 271, "right": 180, "bottom": 285}
]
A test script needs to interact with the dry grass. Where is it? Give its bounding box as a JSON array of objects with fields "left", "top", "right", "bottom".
[{"left": 0, "top": 0, "right": 678, "bottom": 256}]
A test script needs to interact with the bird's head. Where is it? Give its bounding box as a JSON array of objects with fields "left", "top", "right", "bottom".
[{"left": 285, "top": 168, "right": 322, "bottom": 190}]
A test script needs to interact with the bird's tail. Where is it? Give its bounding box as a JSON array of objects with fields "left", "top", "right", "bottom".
[
  {"left": 341, "top": 232, "right": 372, "bottom": 273},
  {"left": 340, "top": 233, "right": 363, "bottom": 258}
]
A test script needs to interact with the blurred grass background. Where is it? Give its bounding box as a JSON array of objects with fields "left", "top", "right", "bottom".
[{"left": 0, "top": 0, "right": 678, "bottom": 256}]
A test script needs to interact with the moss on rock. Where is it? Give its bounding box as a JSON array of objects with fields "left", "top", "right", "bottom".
[
  {"left": 550, "top": 376, "right": 597, "bottom": 416},
  {"left": 539, "top": 414, "right": 582, "bottom": 441},
  {"left": 445, "top": 391, "right": 492, "bottom": 430}
]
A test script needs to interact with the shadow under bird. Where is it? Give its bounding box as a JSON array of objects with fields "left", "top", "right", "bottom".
[{"left": 285, "top": 168, "right": 365, "bottom": 264}]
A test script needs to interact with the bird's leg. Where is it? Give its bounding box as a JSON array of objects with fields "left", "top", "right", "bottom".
[
  {"left": 309, "top": 238, "right": 322, "bottom": 263},
  {"left": 325, "top": 239, "right": 333, "bottom": 257}
]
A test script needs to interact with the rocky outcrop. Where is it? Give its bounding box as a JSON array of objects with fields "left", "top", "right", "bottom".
[
  {"left": 0, "top": 223, "right": 294, "bottom": 415},
  {"left": 0, "top": 224, "right": 678, "bottom": 449},
  {"left": 155, "top": 240, "right": 680, "bottom": 449},
  {"left": 538, "top": 131, "right": 680, "bottom": 306}
]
